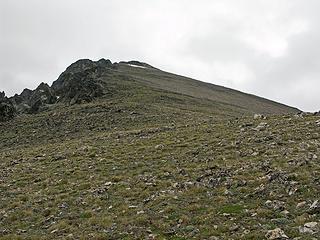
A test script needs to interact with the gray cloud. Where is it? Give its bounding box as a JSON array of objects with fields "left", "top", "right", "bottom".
[{"left": 1, "top": 0, "right": 319, "bottom": 111}]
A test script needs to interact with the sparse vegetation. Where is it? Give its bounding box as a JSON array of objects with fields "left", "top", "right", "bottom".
[{"left": 0, "top": 60, "right": 318, "bottom": 239}]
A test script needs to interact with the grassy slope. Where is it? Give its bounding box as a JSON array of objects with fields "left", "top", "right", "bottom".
[
  {"left": 0, "top": 66, "right": 318, "bottom": 240},
  {"left": 115, "top": 64, "right": 299, "bottom": 115}
]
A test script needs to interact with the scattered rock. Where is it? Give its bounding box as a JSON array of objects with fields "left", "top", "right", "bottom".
[
  {"left": 104, "top": 181, "right": 113, "bottom": 186},
  {"left": 155, "top": 144, "right": 164, "bottom": 149},
  {"left": 299, "top": 222, "right": 318, "bottom": 234},
  {"left": 308, "top": 200, "right": 320, "bottom": 214},
  {"left": 296, "top": 201, "right": 307, "bottom": 209},
  {"left": 254, "top": 122, "right": 268, "bottom": 131},
  {"left": 208, "top": 237, "right": 219, "bottom": 240},
  {"left": 254, "top": 114, "right": 266, "bottom": 120},
  {"left": 265, "top": 200, "right": 285, "bottom": 211},
  {"left": 229, "top": 224, "right": 240, "bottom": 231},
  {"left": 265, "top": 228, "right": 289, "bottom": 239}
]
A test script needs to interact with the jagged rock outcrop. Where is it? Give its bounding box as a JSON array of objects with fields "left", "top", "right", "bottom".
[
  {"left": 51, "top": 59, "right": 110, "bottom": 105},
  {"left": 10, "top": 83, "right": 57, "bottom": 114},
  {"left": 0, "top": 92, "right": 16, "bottom": 122},
  {"left": 6, "top": 59, "right": 112, "bottom": 115},
  {"left": 28, "top": 83, "right": 57, "bottom": 113},
  {"left": 11, "top": 89, "right": 33, "bottom": 113},
  {"left": 53, "top": 69, "right": 104, "bottom": 105},
  {"left": 12, "top": 88, "right": 33, "bottom": 105}
]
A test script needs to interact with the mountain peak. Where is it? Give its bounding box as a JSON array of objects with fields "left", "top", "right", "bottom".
[{"left": 0, "top": 58, "right": 300, "bottom": 122}]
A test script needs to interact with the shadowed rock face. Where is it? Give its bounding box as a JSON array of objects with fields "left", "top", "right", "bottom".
[
  {"left": 12, "top": 88, "right": 33, "bottom": 105},
  {"left": 28, "top": 83, "right": 57, "bottom": 113},
  {"left": 53, "top": 68, "right": 104, "bottom": 105},
  {"left": 51, "top": 59, "right": 110, "bottom": 105},
  {"left": 7, "top": 58, "right": 112, "bottom": 115},
  {"left": 0, "top": 92, "right": 16, "bottom": 122},
  {"left": 11, "top": 83, "right": 57, "bottom": 114}
]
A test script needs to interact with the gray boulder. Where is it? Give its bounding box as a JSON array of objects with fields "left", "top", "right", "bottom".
[{"left": 52, "top": 60, "right": 106, "bottom": 105}]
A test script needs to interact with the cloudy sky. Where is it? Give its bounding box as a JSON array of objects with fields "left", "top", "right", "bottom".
[{"left": 1, "top": 0, "right": 319, "bottom": 111}]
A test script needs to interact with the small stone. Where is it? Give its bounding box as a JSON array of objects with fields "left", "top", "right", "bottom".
[
  {"left": 296, "top": 201, "right": 307, "bottom": 209},
  {"left": 128, "top": 205, "right": 138, "bottom": 208},
  {"left": 254, "top": 114, "right": 266, "bottom": 120},
  {"left": 209, "top": 237, "right": 219, "bottom": 240},
  {"left": 59, "top": 202, "right": 69, "bottom": 209},
  {"left": 280, "top": 210, "right": 290, "bottom": 216},
  {"left": 308, "top": 200, "right": 320, "bottom": 214},
  {"left": 104, "top": 181, "right": 112, "bottom": 186},
  {"left": 265, "top": 200, "right": 285, "bottom": 211},
  {"left": 299, "top": 222, "right": 318, "bottom": 234},
  {"left": 254, "top": 122, "right": 268, "bottom": 131},
  {"left": 229, "top": 224, "right": 240, "bottom": 231},
  {"left": 155, "top": 144, "right": 164, "bottom": 149},
  {"left": 265, "top": 228, "right": 289, "bottom": 239},
  {"left": 148, "top": 234, "right": 157, "bottom": 239},
  {"left": 50, "top": 229, "right": 59, "bottom": 234}
]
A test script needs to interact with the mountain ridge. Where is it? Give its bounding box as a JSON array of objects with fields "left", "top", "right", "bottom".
[{"left": 0, "top": 58, "right": 299, "bottom": 121}]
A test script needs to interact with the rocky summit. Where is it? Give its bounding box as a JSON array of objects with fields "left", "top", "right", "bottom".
[
  {"left": 0, "top": 58, "right": 299, "bottom": 121},
  {"left": 0, "top": 59, "right": 319, "bottom": 239}
]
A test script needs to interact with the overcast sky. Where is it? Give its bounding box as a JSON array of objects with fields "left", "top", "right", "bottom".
[{"left": 1, "top": 0, "right": 319, "bottom": 111}]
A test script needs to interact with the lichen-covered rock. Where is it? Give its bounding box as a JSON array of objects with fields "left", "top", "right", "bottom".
[
  {"left": 299, "top": 222, "right": 318, "bottom": 234},
  {"left": 265, "top": 228, "right": 288, "bottom": 239}
]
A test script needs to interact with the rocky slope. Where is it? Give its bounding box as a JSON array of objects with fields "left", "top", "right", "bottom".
[{"left": 1, "top": 59, "right": 319, "bottom": 240}]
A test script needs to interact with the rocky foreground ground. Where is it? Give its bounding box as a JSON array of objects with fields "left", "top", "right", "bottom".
[{"left": 0, "top": 109, "right": 319, "bottom": 239}]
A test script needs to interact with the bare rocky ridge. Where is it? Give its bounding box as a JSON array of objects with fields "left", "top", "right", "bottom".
[
  {"left": 0, "top": 58, "right": 300, "bottom": 122},
  {"left": 2, "top": 59, "right": 114, "bottom": 117}
]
